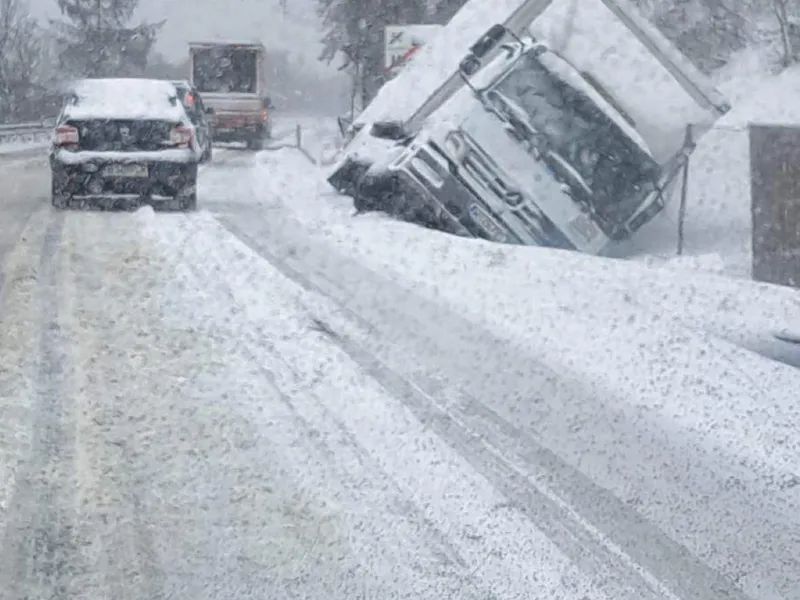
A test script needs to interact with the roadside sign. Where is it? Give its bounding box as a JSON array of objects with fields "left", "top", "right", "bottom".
[
  {"left": 749, "top": 124, "right": 800, "bottom": 287},
  {"left": 384, "top": 25, "right": 443, "bottom": 73}
]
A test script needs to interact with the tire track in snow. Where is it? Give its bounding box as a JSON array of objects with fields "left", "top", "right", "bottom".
[
  {"left": 214, "top": 212, "right": 753, "bottom": 600},
  {"left": 62, "top": 214, "right": 166, "bottom": 600},
  {"left": 0, "top": 211, "right": 82, "bottom": 600},
  {"left": 161, "top": 218, "right": 480, "bottom": 597}
]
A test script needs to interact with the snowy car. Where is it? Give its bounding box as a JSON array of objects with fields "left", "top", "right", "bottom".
[
  {"left": 49, "top": 78, "right": 203, "bottom": 211},
  {"left": 171, "top": 79, "right": 215, "bottom": 163}
]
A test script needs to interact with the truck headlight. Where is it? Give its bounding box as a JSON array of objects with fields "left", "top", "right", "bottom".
[{"left": 444, "top": 130, "right": 468, "bottom": 161}]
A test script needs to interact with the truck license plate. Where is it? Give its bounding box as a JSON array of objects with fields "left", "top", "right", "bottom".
[
  {"left": 105, "top": 164, "right": 148, "bottom": 177},
  {"left": 569, "top": 213, "right": 599, "bottom": 242},
  {"left": 468, "top": 204, "right": 508, "bottom": 242}
]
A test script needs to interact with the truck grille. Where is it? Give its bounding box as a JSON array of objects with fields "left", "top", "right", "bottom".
[
  {"left": 67, "top": 120, "right": 176, "bottom": 151},
  {"left": 459, "top": 142, "right": 548, "bottom": 241}
]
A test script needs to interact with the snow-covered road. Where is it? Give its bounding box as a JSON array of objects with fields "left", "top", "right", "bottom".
[{"left": 0, "top": 125, "right": 798, "bottom": 599}]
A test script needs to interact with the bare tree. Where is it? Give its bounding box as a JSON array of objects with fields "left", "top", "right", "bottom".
[
  {"left": 0, "top": 0, "right": 42, "bottom": 122},
  {"left": 773, "top": 0, "right": 795, "bottom": 65}
]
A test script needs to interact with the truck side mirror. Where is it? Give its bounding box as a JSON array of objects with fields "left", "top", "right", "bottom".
[
  {"left": 370, "top": 120, "right": 407, "bottom": 141},
  {"left": 469, "top": 24, "right": 507, "bottom": 58}
]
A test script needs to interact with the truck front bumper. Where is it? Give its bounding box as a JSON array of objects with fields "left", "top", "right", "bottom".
[{"left": 387, "top": 143, "right": 526, "bottom": 244}]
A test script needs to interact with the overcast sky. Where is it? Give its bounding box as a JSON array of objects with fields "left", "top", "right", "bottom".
[{"left": 29, "top": 0, "right": 336, "bottom": 74}]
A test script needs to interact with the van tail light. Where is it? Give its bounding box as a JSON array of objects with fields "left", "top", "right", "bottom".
[
  {"left": 54, "top": 125, "right": 79, "bottom": 147},
  {"left": 169, "top": 125, "right": 193, "bottom": 148}
]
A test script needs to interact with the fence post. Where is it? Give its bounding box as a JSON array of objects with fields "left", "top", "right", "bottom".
[
  {"left": 295, "top": 124, "right": 302, "bottom": 149},
  {"left": 676, "top": 124, "right": 693, "bottom": 256}
]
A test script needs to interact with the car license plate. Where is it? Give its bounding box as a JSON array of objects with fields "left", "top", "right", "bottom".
[
  {"left": 104, "top": 164, "right": 148, "bottom": 177},
  {"left": 468, "top": 204, "right": 508, "bottom": 242}
]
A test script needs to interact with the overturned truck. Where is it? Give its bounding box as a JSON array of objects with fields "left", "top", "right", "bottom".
[{"left": 329, "top": 0, "right": 730, "bottom": 254}]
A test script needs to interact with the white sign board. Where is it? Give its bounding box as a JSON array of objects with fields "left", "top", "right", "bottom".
[{"left": 384, "top": 24, "right": 443, "bottom": 72}]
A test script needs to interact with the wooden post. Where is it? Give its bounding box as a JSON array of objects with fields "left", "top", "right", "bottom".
[{"left": 676, "top": 124, "right": 693, "bottom": 256}]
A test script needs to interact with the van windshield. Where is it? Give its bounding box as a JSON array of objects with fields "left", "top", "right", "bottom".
[
  {"left": 192, "top": 48, "right": 258, "bottom": 94},
  {"left": 488, "top": 49, "right": 659, "bottom": 206}
]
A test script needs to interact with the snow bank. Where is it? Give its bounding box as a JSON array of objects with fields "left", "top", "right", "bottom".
[
  {"left": 0, "top": 141, "right": 48, "bottom": 155},
  {"left": 230, "top": 150, "right": 800, "bottom": 597},
  {"left": 254, "top": 146, "right": 800, "bottom": 382}
]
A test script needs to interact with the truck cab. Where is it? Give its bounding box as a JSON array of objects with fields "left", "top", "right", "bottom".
[
  {"left": 188, "top": 41, "right": 273, "bottom": 149},
  {"left": 386, "top": 27, "right": 667, "bottom": 252},
  {"left": 380, "top": 0, "right": 732, "bottom": 253}
]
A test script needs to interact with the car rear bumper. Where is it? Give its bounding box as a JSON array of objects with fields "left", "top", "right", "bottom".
[
  {"left": 52, "top": 148, "right": 198, "bottom": 165},
  {"left": 51, "top": 156, "right": 196, "bottom": 199}
]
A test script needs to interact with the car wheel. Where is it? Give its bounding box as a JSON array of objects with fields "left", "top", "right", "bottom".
[
  {"left": 51, "top": 166, "right": 69, "bottom": 209},
  {"left": 176, "top": 164, "right": 198, "bottom": 211}
]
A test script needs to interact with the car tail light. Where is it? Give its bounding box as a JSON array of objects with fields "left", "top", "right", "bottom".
[
  {"left": 261, "top": 109, "right": 269, "bottom": 121},
  {"left": 169, "top": 125, "right": 193, "bottom": 148},
  {"left": 54, "top": 125, "right": 79, "bottom": 146}
]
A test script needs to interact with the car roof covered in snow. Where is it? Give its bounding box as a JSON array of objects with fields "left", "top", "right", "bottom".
[{"left": 62, "top": 78, "right": 187, "bottom": 121}]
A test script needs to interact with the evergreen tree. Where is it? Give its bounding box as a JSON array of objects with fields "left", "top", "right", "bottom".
[
  {"left": 317, "top": 0, "right": 429, "bottom": 110},
  {"left": 51, "top": 0, "right": 164, "bottom": 78},
  {"left": 0, "top": 0, "right": 42, "bottom": 121}
]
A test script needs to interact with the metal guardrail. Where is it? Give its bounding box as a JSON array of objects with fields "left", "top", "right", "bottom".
[{"left": 0, "top": 121, "right": 52, "bottom": 146}]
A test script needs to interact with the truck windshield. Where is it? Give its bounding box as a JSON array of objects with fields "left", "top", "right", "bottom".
[
  {"left": 192, "top": 48, "right": 257, "bottom": 94},
  {"left": 487, "top": 49, "right": 659, "bottom": 207}
]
